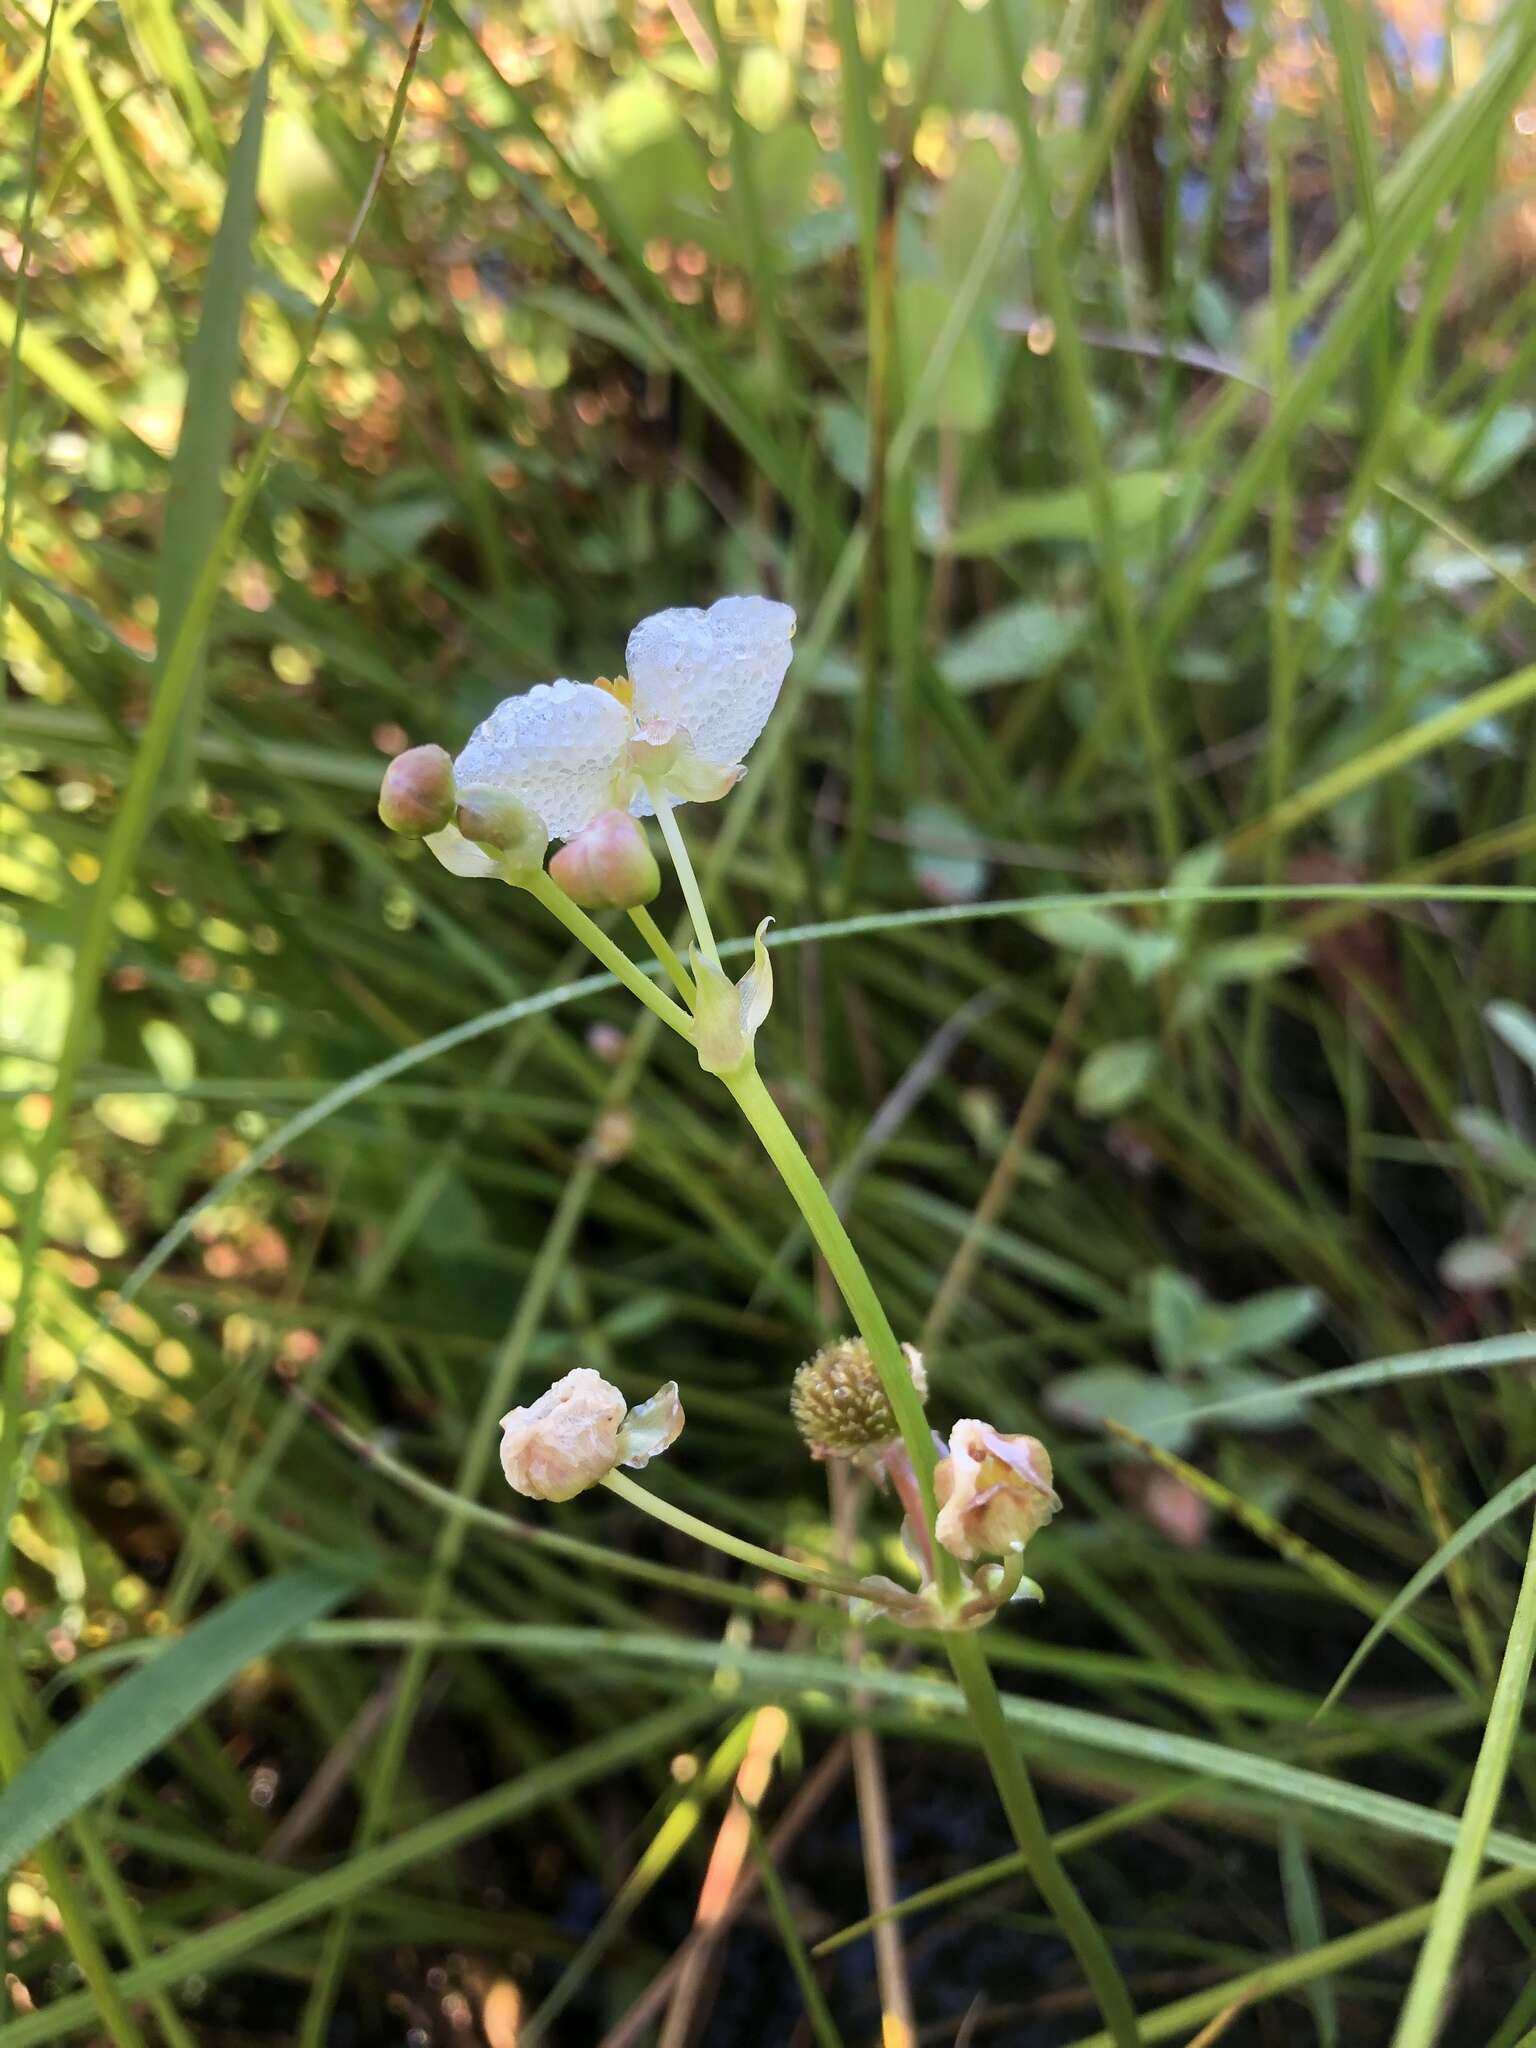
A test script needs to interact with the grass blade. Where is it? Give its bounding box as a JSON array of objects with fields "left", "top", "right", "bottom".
[
  {"left": 0, "top": 1567, "right": 358, "bottom": 1872},
  {"left": 158, "top": 43, "right": 271, "bottom": 801},
  {"left": 1391, "top": 1510, "right": 1536, "bottom": 2048}
]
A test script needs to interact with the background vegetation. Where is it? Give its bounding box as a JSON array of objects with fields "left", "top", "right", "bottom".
[{"left": 5, "top": 0, "right": 1536, "bottom": 2041}]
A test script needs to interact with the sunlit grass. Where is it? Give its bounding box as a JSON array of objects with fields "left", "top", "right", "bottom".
[{"left": 4, "top": 0, "right": 1536, "bottom": 2040}]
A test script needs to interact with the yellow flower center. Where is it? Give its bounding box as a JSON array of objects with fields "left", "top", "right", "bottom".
[{"left": 595, "top": 674, "right": 635, "bottom": 709}]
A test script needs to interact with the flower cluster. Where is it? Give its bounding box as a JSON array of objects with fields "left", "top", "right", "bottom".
[
  {"left": 379, "top": 596, "right": 795, "bottom": 893},
  {"left": 791, "top": 1334, "right": 1059, "bottom": 1629}
]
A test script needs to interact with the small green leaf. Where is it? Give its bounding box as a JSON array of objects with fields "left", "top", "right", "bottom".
[
  {"left": 1076, "top": 1038, "right": 1156, "bottom": 1118},
  {"left": 0, "top": 1568, "right": 360, "bottom": 1872},
  {"left": 1045, "top": 1365, "right": 1199, "bottom": 1454},
  {"left": 1148, "top": 1268, "right": 1205, "bottom": 1375},
  {"left": 1166, "top": 842, "right": 1224, "bottom": 936},
  {"left": 1205, "top": 1286, "right": 1322, "bottom": 1363},
  {"left": 937, "top": 599, "right": 1088, "bottom": 692},
  {"left": 941, "top": 471, "right": 1171, "bottom": 556},
  {"left": 1200, "top": 934, "right": 1309, "bottom": 983}
]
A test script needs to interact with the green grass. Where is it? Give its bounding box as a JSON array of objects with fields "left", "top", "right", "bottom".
[{"left": 4, "top": 1, "right": 1536, "bottom": 2041}]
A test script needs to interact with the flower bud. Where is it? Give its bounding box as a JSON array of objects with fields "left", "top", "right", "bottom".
[
  {"left": 790, "top": 1337, "right": 928, "bottom": 1460},
  {"left": 548, "top": 810, "right": 661, "bottom": 909},
  {"left": 500, "top": 1368, "right": 684, "bottom": 1502},
  {"left": 934, "top": 1420, "right": 1060, "bottom": 1562},
  {"left": 378, "top": 744, "right": 455, "bottom": 837},
  {"left": 455, "top": 783, "right": 549, "bottom": 875},
  {"left": 691, "top": 918, "right": 774, "bottom": 1077}
]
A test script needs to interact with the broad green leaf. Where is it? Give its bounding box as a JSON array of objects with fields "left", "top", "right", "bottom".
[
  {"left": 1076, "top": 1039, "right": 1156, "bottom": 1118},
  {"left": 941, "top": 471, "right": 1171, "bottom": 556},
  {"left": 1045, "top": 1364, "right": 1199, "bottom": 1453},
  {"left": 937, "top": 599, "right": 1089, "bottom": 691},
  {"left": 160, "top": 45, "right": 271, "bottom": 799},
  {"left": 0, "top": 1568, "right": 359, "bottom": 1872}
]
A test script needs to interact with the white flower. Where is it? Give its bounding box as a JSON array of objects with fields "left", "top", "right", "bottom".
[
  {"left": 426, "top": 596, "right": 796, "bottom": 878},
  {"left": 499, "top": 1368, "right": 684, "bottom": 1502}
]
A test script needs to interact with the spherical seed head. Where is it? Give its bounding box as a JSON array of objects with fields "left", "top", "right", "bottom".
[
  {"left": 378, "top": 744, "right": 455, "bottom": 836},
  {"left": 790, "top": 1338, "right": 927, "bottom": 1459}
]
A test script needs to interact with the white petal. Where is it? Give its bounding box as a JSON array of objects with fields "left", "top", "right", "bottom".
[
  {"left": 425, "top": 822, "right": 502, "bottom": 879},
  {"left": 626, "top": 595, "right": 795, "bottom": 772},
  {"left": 454, "top": 680, "right": 631, "bottom": 842}
]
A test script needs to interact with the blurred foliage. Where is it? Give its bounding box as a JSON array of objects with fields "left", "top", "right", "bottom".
[{"left": 5, "top": 0, "right": 1536, "bottom": 2041}]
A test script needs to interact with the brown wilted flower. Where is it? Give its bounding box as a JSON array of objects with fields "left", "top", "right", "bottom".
[{"left": 934, "top": 1420, "right": 1060, "bottom": 1562}]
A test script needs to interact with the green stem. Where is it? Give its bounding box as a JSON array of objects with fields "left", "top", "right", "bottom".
[
  {"left": 628, "top": 903, "right": 696, "bottom": 1007},
  {"left": 947, "top": 1632, "right": 1143, "bottom": 2048},
  {"left": 601, "top": 1470, "right": 867, "bottom": 1601},
  {"left": 720, "top": 1075, "right": 1141, "bottom": 2048},
  {"left": 525, "top": 870, "right": 694, "bottom": 1037},
  {"left": 652, "top": 799, "right": 722, "bottom": 967},
  {"left": 723, "top": 1063, "right": 944, "bottom": 1552}
]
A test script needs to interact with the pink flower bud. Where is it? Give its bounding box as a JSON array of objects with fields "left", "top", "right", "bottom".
[
  {"left": 548, "top": 810, "right": 661, "bottom": 909},
  {"left": 378, "top": 744, "right": 455, "bottom": 836}
]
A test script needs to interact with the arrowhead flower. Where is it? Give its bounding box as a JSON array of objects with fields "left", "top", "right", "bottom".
[{"left": 418, "top": 596, "right": 795, "bottom": 881}]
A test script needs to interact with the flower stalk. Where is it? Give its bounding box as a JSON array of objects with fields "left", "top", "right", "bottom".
[{"left": 379, "top": 592, "right": 1141, "bottom": 2047}]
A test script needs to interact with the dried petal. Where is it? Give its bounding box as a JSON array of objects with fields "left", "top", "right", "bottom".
[
  {"left": 934, "top": 1420, "right": 1061, "bottom": 1562},
  {"left": 499, "top": 1369, "right": 626, "bottom": 1502}
]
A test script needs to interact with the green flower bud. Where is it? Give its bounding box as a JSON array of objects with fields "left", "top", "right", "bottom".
[
  {"left": 455, "top": 783, "right": 549, "bottom": 876},
  {"left": 790, "top": 1337, "right": 928, "bottom": 1460},
  {"left": 378, "top": 744, "right": 455, "bottom": 837},
  {"left": 548, "top": 810, "right": 661, "bottom": 909}
]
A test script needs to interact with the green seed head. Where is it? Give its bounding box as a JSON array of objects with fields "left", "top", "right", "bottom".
[{"left": 790, "top": 1337, "right": 927, "bottom": 1459}]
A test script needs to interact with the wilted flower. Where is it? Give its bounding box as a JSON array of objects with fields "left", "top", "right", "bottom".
[
  {"left": 934, "top": 1420, "right": 1060, "bottom": 1562},
  {"left": 691, "top": 919, "right": 774, "bottom": 1076},
  {"left": 549, "top": 810, "right": 661, "bottom": 909},
  {"left": 422, "top": 596, "right": 795, "bottom": 882},
  {"left": 500, "top": 1368, "right": 683, "bottom": 1502},
  {"left": 790, "top": 1336, "right": 928, "bottom": 1460}
]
